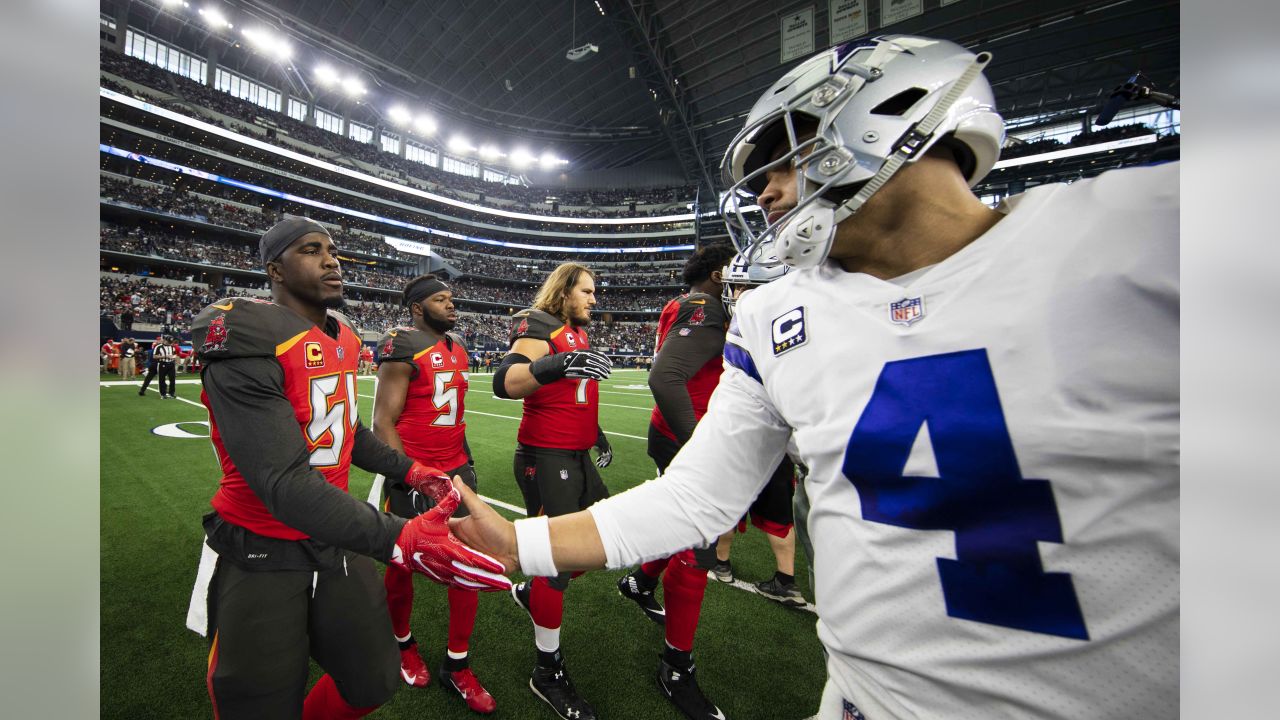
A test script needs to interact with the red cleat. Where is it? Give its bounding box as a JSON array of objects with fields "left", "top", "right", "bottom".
[
  {"left": 399, "top": 645, "right": 431, "bottom": 688},
  {"left": 440, "top": 666, "right": 497, "bottom": 714}
]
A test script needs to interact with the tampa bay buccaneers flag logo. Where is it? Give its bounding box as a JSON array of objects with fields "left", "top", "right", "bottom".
[{"left": 202, "top": 314, "right": 229, "bottom": 353}]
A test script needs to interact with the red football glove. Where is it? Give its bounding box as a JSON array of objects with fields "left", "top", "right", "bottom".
[
  {"left": 390, "top": 488, "right": 511, "bottom": 591},
  {"left": 404, "top": 462, "right": 455, "bottom": 504}
]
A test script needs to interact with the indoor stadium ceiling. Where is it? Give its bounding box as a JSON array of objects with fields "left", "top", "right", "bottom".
[{"left": 109, "top": 0, "right": 1179, "bottom": 192}]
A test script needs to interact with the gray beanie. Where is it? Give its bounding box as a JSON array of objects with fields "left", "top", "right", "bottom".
[{"left": 259, "top": 216, "right": 331, "bottom": 264}]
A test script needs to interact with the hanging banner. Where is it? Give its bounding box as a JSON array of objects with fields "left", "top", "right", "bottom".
[
  {"left": 385, "top": 236, "right": 433, "bottom": 257},
  {"left": 830, "top": 0, "right": 868, "bottom": 44},
  {"left": 780, "top": 6, "right": 816, "bottom": 63},
  {"left": 881, "top": 0, "right": 923, "bottom": 27}
]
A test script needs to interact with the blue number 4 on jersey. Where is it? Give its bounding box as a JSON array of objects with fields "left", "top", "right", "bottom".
[{"left": 842, "top": 349, "right": 1089, "bottom": 641}]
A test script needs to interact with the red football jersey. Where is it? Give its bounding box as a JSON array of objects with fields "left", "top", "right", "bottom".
[
  {"left": 510, "top": 308, "right": 599, "bottom": 450},
  {"left": 378, "top": 327, "right": 470, "bottom": 470},
  {"left": 197, "top": 299, "right": 363, "bottom": 541},
  {"left": 650, "top": 292, "right": 729, "bottom": 442}
]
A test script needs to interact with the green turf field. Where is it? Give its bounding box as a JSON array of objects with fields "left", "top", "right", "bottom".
[{"left": 101, "top": 369, "right": 825, "bottom": 719}]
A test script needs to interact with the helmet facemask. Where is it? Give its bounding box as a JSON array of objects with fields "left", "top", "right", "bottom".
[{"left": 719, "top": 35, "right": 1004, "bottom": 270}]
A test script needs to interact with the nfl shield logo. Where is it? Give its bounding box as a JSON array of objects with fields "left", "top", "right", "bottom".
[
  {"left": 889, "top": 296, "right": 925, "bottom": 326},
  {"left": 335, "top": 346, "right": 345, "bottom": 361}
]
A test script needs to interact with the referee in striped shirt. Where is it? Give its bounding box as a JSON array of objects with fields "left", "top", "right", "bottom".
[{"left": 140, "top": 336, "right": 178, "bottom": 398}]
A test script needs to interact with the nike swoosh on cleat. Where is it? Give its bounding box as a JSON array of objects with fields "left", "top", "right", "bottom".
[
  {"left": 401, "top": 669, "right": 417, "bottom": 684},
  {"left": 710, "top": 709, "right": 726, "bottom": 720}
]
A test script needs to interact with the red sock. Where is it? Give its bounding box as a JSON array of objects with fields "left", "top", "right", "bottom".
[
  {"left": 662, "top": 550, "right": 709, "bottom": 652},
  {"left": 529, "top": 576, "right": 565, "bottom": 629},
  {"left": 447, "top": 586, "right": 479, "bottom": 654},
  {"left": 301, "top": 674, "right": 379, "bottom": 720},
  {"left": 640, "top": 557, "right": 670, "bottom": 579},
  {"left": 383, "top": 563, "right": 414, "bottom": 639}
]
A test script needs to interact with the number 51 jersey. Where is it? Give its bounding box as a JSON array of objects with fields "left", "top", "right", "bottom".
[
  {"left": 727, "top": 162, "right": 1179, "bottom": 719},
  {"left": 377, "top": 327, "right": 470, "bottom": 470}
]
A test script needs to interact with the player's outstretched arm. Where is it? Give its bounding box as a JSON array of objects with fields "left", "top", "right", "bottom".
[
  {"left": 455, "top": 370, "right": 790, "bottom": 574},
  {"left": 449, "top": 478, "right": 607, "bottom": 574}
]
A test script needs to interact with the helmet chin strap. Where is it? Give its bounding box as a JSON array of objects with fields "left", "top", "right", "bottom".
[{"left": 775, "top": 50, "right": 992, "bottom": 270}]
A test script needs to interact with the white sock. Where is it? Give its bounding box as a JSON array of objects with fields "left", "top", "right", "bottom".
[
  {"left": 395, "top": 632, "right": 412, "bottom": 644},
  {"left": 447, "top": 649, "right": 468, "bottom": 660},
  {"left": 534, "top": 624, "right": 561, "bottom": 653}
]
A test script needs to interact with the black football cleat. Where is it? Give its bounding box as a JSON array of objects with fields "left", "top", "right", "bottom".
[
  {"left": 617, "top": 571, "right": 666, "bottom": 626},
  {"left": 529, "top": 663, "right": 597, "bottom": 720},
  {"left": 755, "top": 577, "right": 805, "bottom": 608},
  {"left": 657, "top": 656, "right": 726, "bottom": 720}
]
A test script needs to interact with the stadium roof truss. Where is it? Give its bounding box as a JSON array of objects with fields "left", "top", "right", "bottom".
[{"left": 107, "top": 0, "right": 1178, "bottom": 194}]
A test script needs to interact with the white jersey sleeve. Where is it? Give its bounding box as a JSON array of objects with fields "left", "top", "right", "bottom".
[{"left": 589, "top": 365, "right": 792, "bottom": 568}]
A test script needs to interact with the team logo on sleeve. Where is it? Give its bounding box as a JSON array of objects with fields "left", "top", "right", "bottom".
[
  {"left": 889, "top": 296, "right": 926, "bottom": 326},
  {"left": 381, "top": 336, "right": 395, "bottom": 357},
  {"left": 516, "top": 319, "right": 529, "bottom": 336},
  {"left": 690, "top": 307, "right": 706, "bottom": 325},
  {"left": 771, "top": 307, "right": 808, "bottom": 356},
  {"left": 430, "top": 352, "right": 444, "bottom": 369},
  {"left": 201, "top": 314, "right": 229, "bottom": 353},
  {"left": 304, "top": 342, "right": 325, "bottom": 368}
]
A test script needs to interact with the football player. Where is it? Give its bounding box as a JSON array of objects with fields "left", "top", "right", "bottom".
[
  {"left": 188, "top": 217, "right": 509, "bottom": 720},
  {"left": 492, "top": 262, "right": 614, "bottom": 720},
  {"left": 614, "top": 243, "right": 736, "bottom": 720},
  {"left": 708, "top": 248, "right": 803, "bottom": 607},
  {"left": 371, "top": 275, "right": 496, "bottom": 714},
  {"left": 451, "top": 35, "right": 1178, "bottom": 719}
]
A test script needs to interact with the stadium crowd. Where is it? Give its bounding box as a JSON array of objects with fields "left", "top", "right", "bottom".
[
  {"left": 100, "top": 274, "right": 659, "bottom": 356},
  {"left": 100, "top": 170, "right": 694, "bottom": 264}
]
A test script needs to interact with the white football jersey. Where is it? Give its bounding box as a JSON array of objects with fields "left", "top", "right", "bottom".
[{"left": 591, "top": 162, "right": 1178, "bottom": 719}]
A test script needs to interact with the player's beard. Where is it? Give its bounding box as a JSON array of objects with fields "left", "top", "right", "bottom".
[
  {"left": 425, "top": 314, "right": 456, "bottom": 333},
  {"left": 321, "top": 295, "right": 345, "bottom": 310}
]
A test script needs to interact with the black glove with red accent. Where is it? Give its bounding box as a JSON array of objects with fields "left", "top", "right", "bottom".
[
  {"left": 530, "top": 348, "right": 612, "bottom": 384},
  {"left": 390, "top": 487, "right": 512, "bottom": 591}
]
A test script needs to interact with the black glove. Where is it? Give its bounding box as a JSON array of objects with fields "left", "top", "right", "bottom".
[
  {"left": 593, "top": 427, "right": 613, "bottom": 468},
  {"left": 529, "top": 349, "right": 612, "bottom": 385}
]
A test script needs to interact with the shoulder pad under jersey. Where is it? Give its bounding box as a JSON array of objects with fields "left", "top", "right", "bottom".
[
  {"left": 192, "top": 297, "right": 311, "bottom": 362},
  {"left": 672, "top": 292, "right": 729, "bottom": 331},
  {"left": 378, "top": 326, "right": 431, "bottom": 363},
  {"left": 509, "top": 308, "right": 563, "bottom": 343}
]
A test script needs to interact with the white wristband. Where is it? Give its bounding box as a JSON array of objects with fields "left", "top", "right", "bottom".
[{"left": 514, "top": 516, "right": 558, "bottom": 577}]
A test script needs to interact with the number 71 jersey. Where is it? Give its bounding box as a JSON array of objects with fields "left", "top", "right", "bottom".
[
  {"left": 727, "top": 164, "right": 1179, "bottom": 719},
  {"left": 378, "top": 327, "right": 470, "bottom": 470}
]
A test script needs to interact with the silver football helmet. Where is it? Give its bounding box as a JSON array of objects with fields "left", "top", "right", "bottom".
[
  {"left": 721, "top": 243, "right": 791, "bottom": 316},
  {"left": 720, "top": 35, "right": 1005, "bottom": 269}
]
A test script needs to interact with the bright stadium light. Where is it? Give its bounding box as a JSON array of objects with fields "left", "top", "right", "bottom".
[
  {"left": 540, "top": 152, "right": 566, "bottom": 169},
  {"left": 448, "top": 136, "right": 476, "bottom": 154},
  {"left": 388, "top": 106, "right": 412, "bottom": 125},
  {"left": 510, "top": 148, "right": 535, "bottom": 168},
  {"left": 479, "top": 145, "right": 504, "bottom": 160},
  {"left": 413, "top": 115, "right": 437, "bottom": 135},
  {"left": 314, "top": 65, "right": 339, "bottom": 86},
  {"left": 199, "top": 6, "right": 231, "bottom": 29},
  {"left": 341, "top": 76, "right": 367, "bottom": 96},
  {"left": 242, "top": 28, "right": 291, "bottom": 60}
]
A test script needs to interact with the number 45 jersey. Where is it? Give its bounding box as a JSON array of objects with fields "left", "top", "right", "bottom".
[
  {"left": 727, "top": 163, "right": 1178, "bottom": 719},
  {"left": 377, "top": 327, "right": 470, "bottom": 470}
]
